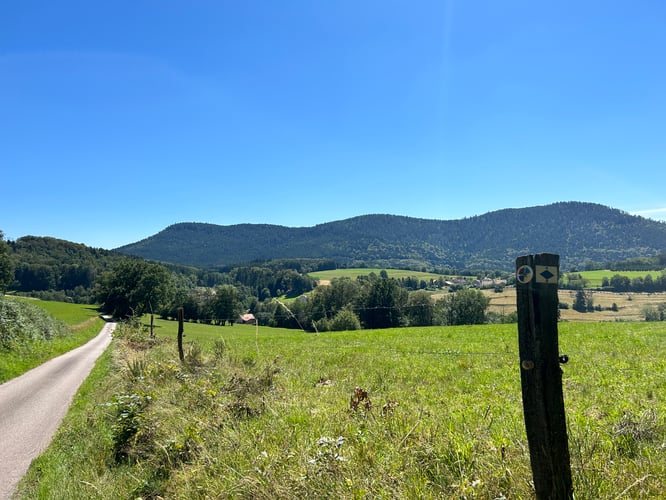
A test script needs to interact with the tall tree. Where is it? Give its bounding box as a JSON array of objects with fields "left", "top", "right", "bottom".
[
  {"left": 0, "top": 231, "right": 14, "bottom": 292},
  {"left": 95, "top": 259, "right": 175, "bottom": 318},
  {"left": 440, "top": 288, "right": 490, "bottom": 325},
  {"left": 406, "top": 290, "right": 434, "bottom": 326},
  {"left": 359, "top": 276, "right": 407, "bottom": 329},
  {"left": 211, "top": 285, "right": 242, "bottom": 324},
  {"left": 309, "top": 278, "right": 361, "bottom": 322}
]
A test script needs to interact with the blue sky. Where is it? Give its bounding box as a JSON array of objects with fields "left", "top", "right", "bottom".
[{"left": 2, "top": 1, "right": 665, "bottom": 249}]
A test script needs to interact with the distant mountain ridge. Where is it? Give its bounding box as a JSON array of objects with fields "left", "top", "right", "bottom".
[{"left": 115, "top": 202, "right": 666, "bottom": 271}]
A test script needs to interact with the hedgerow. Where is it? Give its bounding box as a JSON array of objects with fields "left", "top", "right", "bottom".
[{"left": 0, "top": 296, "right": 68, "bottom": 350}]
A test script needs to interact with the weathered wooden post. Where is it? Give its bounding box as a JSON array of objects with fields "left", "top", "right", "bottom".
[
  {"left": 515, "top": 253, "right": 573, "bottom": 499},
  {"left": 177, "top": 307, "right": 185, "bottom": 363}
]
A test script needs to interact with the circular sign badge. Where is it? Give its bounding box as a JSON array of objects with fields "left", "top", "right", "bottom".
[{"left": 516, "top": 265, "right": 534, "bottom": 284}]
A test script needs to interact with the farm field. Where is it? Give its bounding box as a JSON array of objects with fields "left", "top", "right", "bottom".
[
  {"left": 309, "top": 268, "right": 446, "bottom": 284},
  {"left": 482, "top": 288, "right": 666, "bottom": 322},
  {"left": 8, "top": 296, "right": 102, "bottom": 327},
  {"left": 0, "top": 297, "right": 104, "bottom": 382},
  {"left": 17, "top": 318, "right": 666, "bottom": 499},
  {"left": 567, "top": 269, "right": 666, "bottom": 288}
]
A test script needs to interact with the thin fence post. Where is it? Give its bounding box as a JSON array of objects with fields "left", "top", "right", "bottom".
[{"left": 515, "top": 253, "right": 573, "bottom": 499}]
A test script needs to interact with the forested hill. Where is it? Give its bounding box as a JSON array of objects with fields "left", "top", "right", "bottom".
[
  {"left": 116, "top": 202, "right": 666, "bottom": 271},
  {"left": 7, "top": 236, "right": 126, "bottom": 297}
]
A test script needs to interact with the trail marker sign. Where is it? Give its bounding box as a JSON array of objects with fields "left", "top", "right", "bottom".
[{"left": 515, "top": 253, "right": 573, "bottom": 500}]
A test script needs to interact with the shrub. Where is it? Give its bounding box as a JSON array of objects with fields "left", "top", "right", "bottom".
[
  {"left": 330, "top": 307, "right": 361, "bottom": 331},
  {"left": 0, "top": 296, "right": 68, "bottom": 349}
]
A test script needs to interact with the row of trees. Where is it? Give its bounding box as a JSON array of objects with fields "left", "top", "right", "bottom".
[
  {"left": 0, "top": 232, "right": 13, "bottom": 292},
  {"left": 259, "top": 273, "right": 491, "bottom": 331},
  {"left": 92, "top": 260, "right": 492, "bottom": 331},
  {"left": 600, "top": 273, "right": 666, "bottom": 293},
  {"left": 564, "top": 272, "right": 666, "bottom": 293}
]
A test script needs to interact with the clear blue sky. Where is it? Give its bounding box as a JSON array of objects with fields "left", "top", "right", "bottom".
[{"left": 3, "top": 1, "right": 666, "bottom": 249}]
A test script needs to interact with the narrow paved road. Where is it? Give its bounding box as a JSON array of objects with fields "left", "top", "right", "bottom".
[{"left": 0, "top": 321, "right": 116, "bottom": 499}]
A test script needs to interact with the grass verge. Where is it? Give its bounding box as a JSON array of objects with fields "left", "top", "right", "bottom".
[
  {"left": 15, "top": 320, "right": 666, "bottom": 498},
  {"left": 0, "top": 298, "right": 104, "bottom": 383}
]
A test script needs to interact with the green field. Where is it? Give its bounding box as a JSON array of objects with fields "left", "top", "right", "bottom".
[
  {"left": 568, "top": 269, "right": 666, "bottom": 288},
  {"left": 17, "top": 319, "right": 666, "bottom": 499},
  {"left": 8, "top": 296, "right": 101, "bottom": 325},
  {"left": 0, "top": 297, "right": 104, "bottom": 382},
  {"left": 309, "top": 268, "right": 448, "bottom": 283}
]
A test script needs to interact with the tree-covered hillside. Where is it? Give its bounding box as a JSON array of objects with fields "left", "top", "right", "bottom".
[
  {"left": 116, "top": 202, "right": 666, "bottom": 271},
  {"left": 6, "top": 236, "right": 127, "bottom": 302}
]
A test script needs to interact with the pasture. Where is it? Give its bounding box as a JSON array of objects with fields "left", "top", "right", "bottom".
[
  {"left": 0, "top": 297, "right": 104, "bottom": 382},
  {"left": 309, "top": 268, "right": 445, "bottom": 284},
  {"left": 483, "top": 288, "right": 666, "bottom": 322},
  {"left": 567, "top": 269, "right": 666, "bottom": 288},
  {"left": 17, "top": 319, "right": 666, "bottom": 499},
  {"left": 7, "top": 296, "right": 101, "bottom": 326}
]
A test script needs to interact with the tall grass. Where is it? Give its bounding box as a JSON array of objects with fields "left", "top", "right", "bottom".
[{"left": 16, "top": 320, "right": 666, "bottom": 498}]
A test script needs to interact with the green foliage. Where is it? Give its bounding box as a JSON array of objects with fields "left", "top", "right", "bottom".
[
  {"left": 573, "top": 289, "right": 592, "bottom": 312},
  {"left": 566, "top": 269, "right": 666, "bottom": 292},
  {"left": 95, "top": 259, "right": 175, "bottom": 318},
  {"left": 0, "top": 297, "right": 103, "bottom": 382},
  {"left": 231, "top": 265, "right": 315, "bottom": 299},
  {"left": 0, "top": 230, "right": 14, "bottom": 292},
  {"left": 8, "top": 235, "right": 124, "bottom": 298},
  {"left": 642, "top": 303, "right": 666, "bottom": 321},
  {"left": 609, "top": 254, "right": 666, "bottom": 271},
  {"left": 358, "top": 275, "right": 407, "bottom": 329},
  {"left": 211, "top": 285, "right": 243, "bottom": 324},
  {"left": 106, "top": 392, "right": 154, "bottom": 462},
  {"left": 406, "top": 290, "right": 434, "bottom": 326},
  {"left": 329, "top": 306, "right": 361, "bottom": 331},
  {"left": 0, "top": 296, "right": 68, "bottom": 350},
  {"left": 436, "top": 288, "right": 490, "bottom": 325},
  {"left": 116, "top": 202, "right": 666, "bottom": 271},
  {"left": 310, "top": 268, "right": 444, "bottom": 282}
]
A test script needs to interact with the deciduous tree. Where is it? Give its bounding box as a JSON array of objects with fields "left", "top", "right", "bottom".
[
  {"left": 212, "top": 285, "right": 242, "bottom": 324},
  {"left": 0, "top": 231, "right": 14, "bottom": 292},
  {"left": 406, "top": 290, "right": 434, "bottom": 326},
  {"left": 439, "top": 288, "right": 489, "bottom": 325},
  {"left": 359, "top": 276, "right": 407, "bottom": 329},
  {"left": 95, "top": 259, "right": 175, "bottom": 318}
]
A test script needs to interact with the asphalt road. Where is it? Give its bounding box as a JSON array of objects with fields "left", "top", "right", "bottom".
[{"left": 0, "top": 321, "right": 115, "bottom": 499}]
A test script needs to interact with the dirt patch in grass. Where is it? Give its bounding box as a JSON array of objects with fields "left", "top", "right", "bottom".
[{"left": 71, "top": 316, "right": 102, "bottom": 332}]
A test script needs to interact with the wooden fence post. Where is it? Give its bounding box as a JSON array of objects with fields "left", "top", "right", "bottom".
[
  {"left": 177, "top": 307, "right": 185, "bottom": 363},
  {"left": 515, "top": 253, "right": 573, "bottom": 499}
]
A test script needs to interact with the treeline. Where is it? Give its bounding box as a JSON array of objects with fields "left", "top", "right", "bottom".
[
  {"left": 578, "top": 254, "right": 666, "bottom": 272},
  {"left": 256, "top": 275, "right": 495, "bottom": 331},
  {"left": 4, "top": 236, "right": 126, "bottom": 302},
  {"left": 117, "top": 202, "right": 666, "bottom": 271},
  {"left": 90, "top": 255, "right": 496, "bottom": 331},
  {"left": 198, "top": 279, "right": 497, "bottom": 331},
  {"left": 601, "top": 273, "right": 666, "bottom": 293}
]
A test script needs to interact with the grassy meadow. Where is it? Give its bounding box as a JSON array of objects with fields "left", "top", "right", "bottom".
[
  {"left": 16, "top": 318, "right": 666, "bottom": 499},
  {"left": 0, "top": 297, "right": 104, "bottom": 383},
  {"left": 309, "top": 268, "right": 445, "bottom": 284},
  {"left": 568, "top": 270, "right": 666, "bottom": 288}
]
